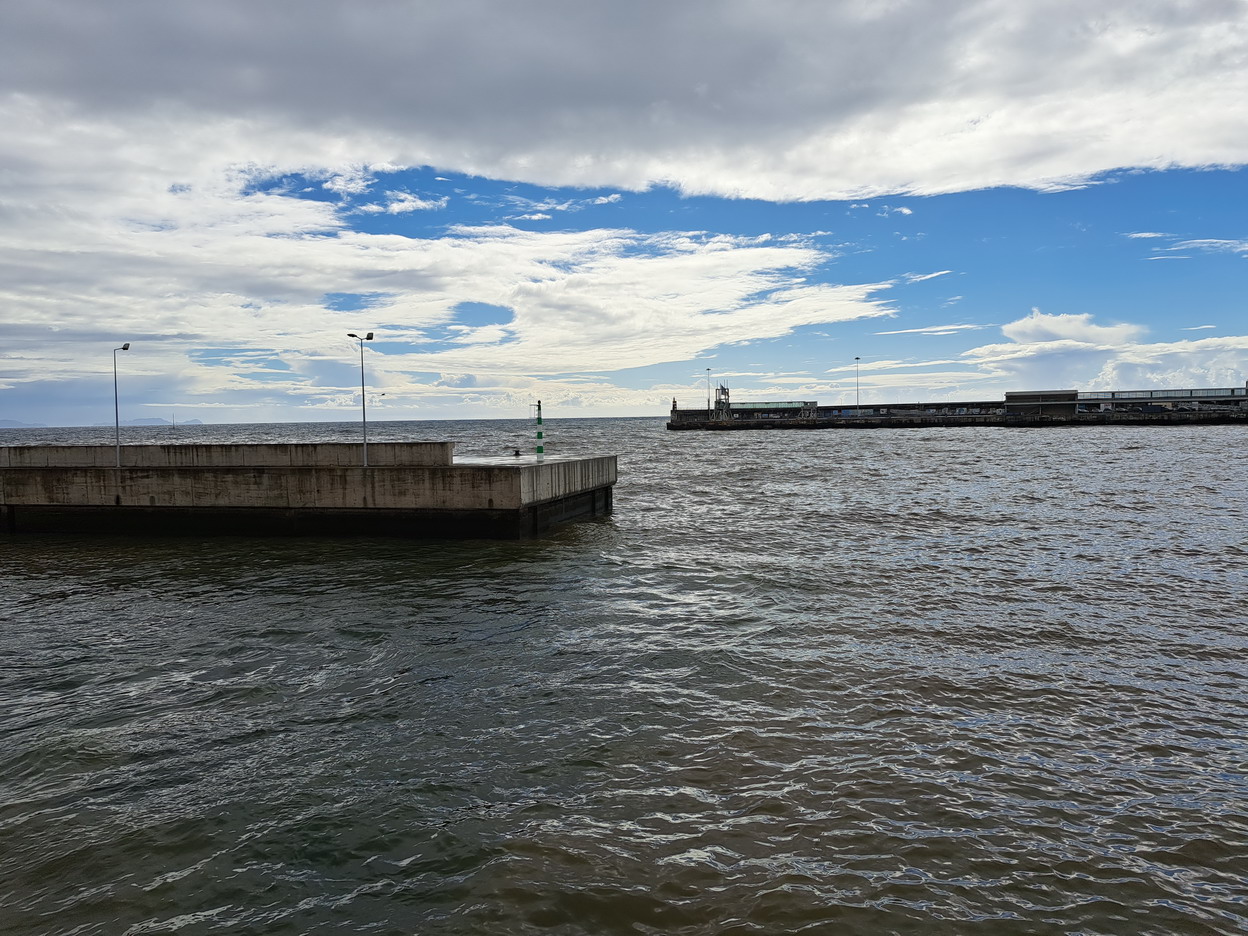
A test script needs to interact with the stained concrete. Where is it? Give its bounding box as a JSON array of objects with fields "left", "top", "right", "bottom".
[{"left": 1, "top": 445, "right": 616, "bottom": 538}]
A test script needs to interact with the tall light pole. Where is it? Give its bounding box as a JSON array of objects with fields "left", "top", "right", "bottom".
[
  {"left": 706, "top": 367, "right": 711, "bottom": 421},
  {"left": 113, "top": 342, "right": 130, "bottom": 467},
  {"left": 854, "top": 356, "right": 861, "bottom": 416},
  {"left": 347, "top": 332, "right": 373, "bottom": 466}
]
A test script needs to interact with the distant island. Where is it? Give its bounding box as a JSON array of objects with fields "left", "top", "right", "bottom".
[
  {"left": 3, "top": 418, "right": 207, "bottom": 429},
  {"left": 89, "top": 418, "right": 205, "bottom": 427},
  {"left": 123, "top": 418, "right": 204, "bottom": 426}
]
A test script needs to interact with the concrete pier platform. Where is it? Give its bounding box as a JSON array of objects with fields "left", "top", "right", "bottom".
[{"left": 0, "top": 443, "right": 616, "bottom": 539}]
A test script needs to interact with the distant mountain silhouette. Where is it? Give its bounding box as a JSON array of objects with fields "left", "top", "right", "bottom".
[{"left": 88, "top": 418, "right": 206, "bottom": 427}]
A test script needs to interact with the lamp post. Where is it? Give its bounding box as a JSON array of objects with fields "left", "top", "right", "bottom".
[
  {"left": 347, "top": 332, "right": 373, "bottom": 466},
  {"left": 854, "top": 356, "right": 861, "bottom": 416},
  {"left": 706, "top": 367, "right": 711, "bottom": 421},
  {"left": 113, "top": 342, "right": 130, "bottom": 467}
]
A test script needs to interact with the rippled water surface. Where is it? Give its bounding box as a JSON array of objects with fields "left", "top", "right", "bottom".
[{"left": 2, "top": 419, "right": 1246, "bottom": 935}]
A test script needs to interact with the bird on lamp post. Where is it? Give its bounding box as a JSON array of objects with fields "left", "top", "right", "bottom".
[{"left": 113, "top": 342, "right": 130, "bottom": 467}]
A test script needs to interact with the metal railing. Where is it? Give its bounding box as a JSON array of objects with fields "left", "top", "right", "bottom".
[{"left": 1079, "top": 388, "right": 1247, "bottom": 400}]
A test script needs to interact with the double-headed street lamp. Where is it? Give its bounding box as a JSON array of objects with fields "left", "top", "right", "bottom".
[
  {"left": 347, "top": 332, "right": 374, "bottom": 466},
  {"left": 113, "top": 342, "right": 130, "bottom": 467},
  {"left": 854, "top": 356, "right": 861, "bottom": 415}
]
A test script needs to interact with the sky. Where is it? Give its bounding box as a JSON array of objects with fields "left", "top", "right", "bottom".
[{"left": 2, "top": 0, "right": 1247, "bottom": 427}]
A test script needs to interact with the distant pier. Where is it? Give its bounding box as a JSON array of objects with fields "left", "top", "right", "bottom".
[
  {"left": 0, "top": 442, "right": 616, "bottom": 538},
  {"left": 668, "top": 385, "right": 1248, "bottom": 430}
]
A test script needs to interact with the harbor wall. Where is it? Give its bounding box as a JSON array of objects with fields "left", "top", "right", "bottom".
[
  {"left": 669, "top": 384, "right": 1248, "bottom": 430},
  {"left": 667, "top": 412, "right": 1248, "bottom": 431}
]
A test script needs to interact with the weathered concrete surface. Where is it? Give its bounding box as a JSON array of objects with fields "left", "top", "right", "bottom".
[
  {"left": 0, "top": 442, "right": 454, "bottom": 468},
  {"left": 0, "top": 446, "right": 617, "bottom": 538},
  {"left": 0, "top": 460, "right": 617, "bottom": 510}
]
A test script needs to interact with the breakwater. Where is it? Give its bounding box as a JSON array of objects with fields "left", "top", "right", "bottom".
[
  {"left": 669, "top": 383, "right": 1248, "bottom": 430},
  {"left": 669, "top": 410, "right": 1248, "bottom": 430}
]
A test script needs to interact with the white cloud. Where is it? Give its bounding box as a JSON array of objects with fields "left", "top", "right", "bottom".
[
  {"left": 0, "top": 143, "right": 896, "bottom": 420},
  {"left": 504, "top": 196, "right": 578, "bottom": 215},
  {"left": 949, "top": 311, "right": 1248, "bottom": 394},
  {"left": 1124, "top": 231, "right": 1170, "bottom": 238},
  {"left": 875, "top": 323, "right": 989, "bottom": 336},
  {"left": 382, "top": 192, "right": 449, "bottom": 213},
  {"left": 1171, "top": 238, "right": 1248, "bottom": 255},
  {"left": 999, "top": 309, "right": 1145, "bottom": 345},
  {"left": 711, "top": 370, "right": 811, "bottom": 379},
  {"left": 2, "top": 1, "right": 1246, "bottom": 201},
  {"left": 694, "top": 309, "right": 1248, "bottom": 408},
  {"left": 901, "top": 270, "right": 952, "bottom": 283},
  {"left": 502, "top": 193, "right": 625, "bottom": 219},
  {"left": 322, "top": 168, "right": 376, "bottom": 196}
]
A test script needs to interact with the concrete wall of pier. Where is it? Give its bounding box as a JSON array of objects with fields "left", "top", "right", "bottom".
[
  {"left": 0, "top": 457, "right": 616, "bottom": 512},
  {"left": 0, "top": 442, "right": 454, "bottom": 469},
  {"left": 0, "top": 444, "right": 617, "bottom": 537}
]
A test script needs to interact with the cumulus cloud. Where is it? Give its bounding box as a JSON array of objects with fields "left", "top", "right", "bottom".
[
  {"left": 378, "top": 192, "right": 450, "bottom": 214},
  {"left": 0, "top": 138, "right": 896, "bottom": 419},
  {"left": 999, "top": 309, "right": 1146, "bottom": 345},
  {"left": 322, "top": 173, "right": 372, "bottom": 196},
  {"left": 949, "top": 311, "right": 1248, "bottom": 394}
]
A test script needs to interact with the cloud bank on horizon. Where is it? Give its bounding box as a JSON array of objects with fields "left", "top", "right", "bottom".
[{"left": 1, "top": 0, "right": 1247, "bottom": 425}]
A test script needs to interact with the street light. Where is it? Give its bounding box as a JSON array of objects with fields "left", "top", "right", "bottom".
[
  {"left": 113, "top": 342, "right": 130, "bottom": 467},
  {"left": 706, "top": 367, "right": 711, "bottom": 421},
  {"left": 347, "top": 332, "right": 373, "bottom": 466},
  {"left": 854, "top": 356, "right": 861, "bottom": 416}
]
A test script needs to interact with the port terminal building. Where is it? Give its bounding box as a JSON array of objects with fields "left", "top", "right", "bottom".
[{"left": 668, "top": 383, "right": 1248, "bottom": 430}]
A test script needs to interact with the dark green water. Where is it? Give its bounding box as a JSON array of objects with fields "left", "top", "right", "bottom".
[{"left": 1, "top": 419, "right": 1246, "bottom": 934}]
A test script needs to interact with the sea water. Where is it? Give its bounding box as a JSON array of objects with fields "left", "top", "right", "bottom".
[{"left": 1, "top": 418, "right": 1245, "bottom": 935}]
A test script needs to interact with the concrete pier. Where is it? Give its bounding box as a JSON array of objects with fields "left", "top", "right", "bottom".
[{"left": 0, "top": 443, "right": 616, "bottom": 538}]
